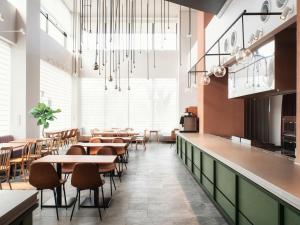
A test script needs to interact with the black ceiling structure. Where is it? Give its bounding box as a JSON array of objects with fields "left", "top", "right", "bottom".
[{"left": 166, "top": 0, "right": 227, "bottom": 14}]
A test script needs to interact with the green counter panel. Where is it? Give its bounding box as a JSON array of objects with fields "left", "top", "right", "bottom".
[
  {"left": 202, "top": 153, "right": 214, "bottom": 182},
  {"left": 176, "top": 136, "right": 300, "bottom": 225},
  {"left": 284, "top": 206, "right": 300, "bottom": 225},
  {"left": 215, "top": 162, "right": 235, "bottom": 204},
  {"left": 216, "top": 189, "right": 235, "bottom": 222},
  {"left": 239, "top": 177, "right": 278, "bottom": 225}
]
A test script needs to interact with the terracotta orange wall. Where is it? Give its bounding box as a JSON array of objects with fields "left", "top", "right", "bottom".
[
  {"left": 296, "top": 1, "right": 300, "bottom": 160},
  {"left": 197, "top": 12, "right": 244, "bottom": 137}
]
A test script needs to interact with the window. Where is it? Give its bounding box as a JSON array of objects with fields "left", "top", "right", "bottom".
[
  {"left": 40, "top": 60, "right": 72, "bottom": 131},
  {"left": 0, "top": 40, "right": 11, "bottom": 134},
  {"left": 80, "top": 77, "right": 178, "bottom": 134}
]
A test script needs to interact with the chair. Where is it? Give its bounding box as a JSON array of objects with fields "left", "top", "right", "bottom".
[
  {"left": 47, "top": 137, "right": 61, "bottom": 155},
  {"left": 97, "top": 147, "right": 117, "bottom": 195},
  {"left": 89, "top": 137, "right": 102, "bottom": 155},
  {"left": 135, "top": 130, "right": 148, "bottom": 150},
  {"left": 10, "top": 142, "right": 35, "bottom": 181},
  {"left": 62, "top": 145, "right": 86, "bottom": 179},
  {"left": 70, "top": 129, "right": 78, "bottom": 144},
  {"left": 112, "top": 138, "right": 127, "bottom": 171},
  {"left": 0, "top": 147, "right": 12, "bottom": 190},
  {"left": 29, "top": 162, "right": 67, "bottom": 220},
  {"left": 70, "top": 163, "right": 105, "bottom": 221}
]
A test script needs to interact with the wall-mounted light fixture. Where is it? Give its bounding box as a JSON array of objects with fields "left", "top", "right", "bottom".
[
  {"left": 280, "top": 5, "right": 294, "bottom": 20},
  {"left": 0, "top": 13, "right": 4, "bottom": 22}
]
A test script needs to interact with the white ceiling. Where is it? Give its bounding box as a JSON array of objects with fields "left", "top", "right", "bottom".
[{"left": 62, "top": 0, "right": 186, "bottom": 18}]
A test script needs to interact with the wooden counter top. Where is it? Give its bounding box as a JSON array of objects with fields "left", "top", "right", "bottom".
[
  {"left": 0, "top": 190, "right": 38, "bottom": 225},
  {"left": 177, "top": 132, "right": 300, "bottom": 211}
]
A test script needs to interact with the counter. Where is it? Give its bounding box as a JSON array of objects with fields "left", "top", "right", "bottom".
[
  {"left": 0, "top": 190, "right": 38, "bottom": 225},
  {"left": 176, "top": 132, "right": 300, "bottom": 225}
]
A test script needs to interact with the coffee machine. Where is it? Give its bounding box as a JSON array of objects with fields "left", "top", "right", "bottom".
[{"left": 179, "top": 107, "right": 199, "bottom": 133}]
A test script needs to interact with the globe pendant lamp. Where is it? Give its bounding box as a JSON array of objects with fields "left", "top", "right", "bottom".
[
  {"left": 235, "top": 48, "right": 252, "bottom": 64},
  {"left": 200, "top": 74, "right": 210, "bottom": 85},
  {"left": 213, "top": 65, "right": 227, "bottom": 78}
]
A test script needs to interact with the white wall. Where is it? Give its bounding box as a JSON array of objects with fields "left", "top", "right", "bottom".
[{"left": 269, "top": 95, "right": 282, "bottom": 146}]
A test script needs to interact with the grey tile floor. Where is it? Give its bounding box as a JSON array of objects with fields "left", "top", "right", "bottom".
[{"left": 32, "top": 143, "right": 228, "bottom": 225}]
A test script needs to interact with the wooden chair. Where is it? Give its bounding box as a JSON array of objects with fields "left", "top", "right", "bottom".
[
  {"left": 29, "top": 162, "right": 67, "bottom": 220},
  {"left": 112, "top": 138, "right": 127, "bottom": 171},
  {"left": 70, "top": 163, "right": 105, "bottom": 221},
  {"left": 135, "top": 130, "right": 148, "bottom": 150},
  {"left": 10, "top": 142, "right": 35, "bottom": 181},
  {"left": 0, "top": 147, "right": 12, "bottom": 190},
  {"left": 97, "top": 147, "right": 117, "bottom": 196}
]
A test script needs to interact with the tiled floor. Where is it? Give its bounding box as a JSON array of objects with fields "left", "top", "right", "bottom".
[{"left": 8, "top": 143, "right": 228, "bottom": 225}]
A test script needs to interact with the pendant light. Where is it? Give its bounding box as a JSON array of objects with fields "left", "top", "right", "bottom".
[
  {"left": 153, "top": 0, "right": 156, "bottom": 68},
  {"left": 187, "top": 8, "right": 192, "bottom": 38},
  {"left": 128, "top": 61, "right": 131, "bottom": 90},
  {"left": 213, "top": 41, "right": 227, "bottom": 78},
  {"left": 94, "top": 0, "right": 99, "bottom": 70},
  {"left": 146, "top": 0, "right": 150, "bottom": 79},
  {"left": 179, "top": 6, "right": 182, "bottom": 66},
  {"left": 89, "top": 0, "right": 92, "bottom": 33},
  {"left": 200, "top": 74, "right": 211, "bottom": 85},
  {"left": 167, "top": 1, "right": 170, "bottom": 30},
  {"left": 140, "top": 0, "right": 142, "bottom": 54}
]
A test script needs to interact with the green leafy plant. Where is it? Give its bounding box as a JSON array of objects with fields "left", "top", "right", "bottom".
[{"left": 30, "top": 103, "right": 61, "bottom": 137}]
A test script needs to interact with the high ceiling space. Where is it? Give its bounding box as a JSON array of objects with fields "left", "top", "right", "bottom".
[{"left": 62, "top": 0, "right": 182, "bottom": 18}]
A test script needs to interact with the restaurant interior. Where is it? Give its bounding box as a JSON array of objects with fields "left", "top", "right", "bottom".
[{"left": 1, "top": 0, "right": 300, "bottom": 225}]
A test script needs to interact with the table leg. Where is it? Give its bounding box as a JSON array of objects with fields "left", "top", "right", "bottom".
[{"left": 56, "top": 163, "right": 62, "bottom": 206}]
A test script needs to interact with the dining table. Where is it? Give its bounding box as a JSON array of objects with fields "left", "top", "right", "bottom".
[
  {"left": 74, "top": 142, "right": 128, "bottom": 155},
  {"left": 34, "top": 155, "right": 117, "bottom": 209},
  {"left": 0, "top": 143, "right": 25, "bottom": 149},
  {"left": 10, "top": 138, "right": 51, "bottom": 144},
  {"left": 93, "top": 131, "right": 139, "bottom": 137}
]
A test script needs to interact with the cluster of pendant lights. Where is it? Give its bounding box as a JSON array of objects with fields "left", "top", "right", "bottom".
[{"left": 72, "top": 0, "right": 184, "bottom": 91}]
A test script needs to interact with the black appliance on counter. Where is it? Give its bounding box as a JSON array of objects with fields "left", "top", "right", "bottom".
[{"left": 179, "top": 113, "right": 199, "bottom": 133}]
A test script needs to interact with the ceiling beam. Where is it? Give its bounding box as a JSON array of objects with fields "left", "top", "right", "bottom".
[{"left": 166, "top": 0, "right": 227, "bottom": 15}]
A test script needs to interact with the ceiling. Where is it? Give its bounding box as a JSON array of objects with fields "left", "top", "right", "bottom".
[{"left": 63, "top": 0, "right": 183, "bottom": 18}]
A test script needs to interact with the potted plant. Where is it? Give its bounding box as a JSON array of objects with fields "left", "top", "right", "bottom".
[{"left": 30, "top": 103, "right": 61, "bottom": 137}]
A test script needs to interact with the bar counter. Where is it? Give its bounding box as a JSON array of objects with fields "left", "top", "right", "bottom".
[{"left": 176, "top": 132, "right": 300, "bottom": 225}]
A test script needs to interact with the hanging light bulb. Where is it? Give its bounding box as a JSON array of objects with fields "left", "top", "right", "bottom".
[
  {"left": 109, "top": 75, "right": 113, "bottom": 82},
  {"left": 94, "top": 62, "right": 99, "bottom": 70},
  {"left": 235, "top": 48, "right": 252, "bottom": 64},
  {"left": 200, "top": 75, "right": 210, "bottom": 86},
  {"left": 213, "top": 65, "right": 227, "bottom": 78},
  {"left": 105, "top": 85, "right": 108, "bottom": 91}
]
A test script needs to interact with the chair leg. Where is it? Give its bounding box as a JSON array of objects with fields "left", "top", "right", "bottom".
[
  {"left": 101, "top": 186, "right": 105, "bottom": 209},
  {"left": 110, "top": 172, "right": 112, "bottom": 197},
  {"left": 40, "top": 190, "right": 43, "bottom": 210},
  {"left": 53, "top": 189, "right": 59, "bottom": 220},
  {"left": 78, "top": 190, "right": 81, "bottom": 210},
  {"left": 62, "top": 184, "right": 67, "bottom": 210},
  {"left": 0, "top": 182, "right": 2, "bottom": 190},
  {"left": 6, "top": 170, "right": 12, "bottom": 190},
  {"left": 70, "top": 191, "right": 79, "bottom": 221},
  {"left": 13, "top": 163, "right": 17, "bottom": 180},
  {"left": 112, "top": 174, "right": 116, "bottom": 190},
  {"left": 95, "top": 188, "right": 102, "bottom": 221}
]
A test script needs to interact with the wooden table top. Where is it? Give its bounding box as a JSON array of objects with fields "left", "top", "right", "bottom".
[
  {"left": 35, "top": 155, "right": 117, "bottom": 164},
  {"left": 0, "top": 143, "right": 24, "bottom": 149},
  {"left": 75, "top": 142, "right": 127, "bottom": 148},
  {"left": 99, "top": 137, "right": 132, "bottom": 141},
  {"left": 93, "top": 132, "right": 139, "bottom": 136},
  {"left": 177, "top": 132, "right": 300, "bottom": 211},
  {"left": 10, "top": 138, "right": 51, "bottom": 143},
  {"left": 0, "top": 190, "right": 38, "bottom": 225}
]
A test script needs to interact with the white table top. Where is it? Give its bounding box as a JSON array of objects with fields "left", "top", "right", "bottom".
[
  {"left": 177, "top": 132, "right": 300, "bottom": 211},
  {"left": 0, "top": 190, "right": 38, "bottom": 225},
  {"left": 75, "top": 142, "right": 127, "bottom": 148},
  {"left": 35, "top": 155, "right": 117, "bottom": 164}
]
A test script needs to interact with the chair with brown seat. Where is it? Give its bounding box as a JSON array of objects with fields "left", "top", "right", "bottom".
[
  {"left": 97, "top": 147, "right": 117, "bottom": 196},
  {"left": 0, "top": 147, "right": 12, "bottom": 190},
  {"left": 62, "top": 145, "right": 86, "bottom": 179},
  {"left": 89, "top": 137, "right": 102, "bottom": 155},
  {"left": 70, "top": 163, "right": 105, "bottom": 221},
  {"left": 112, "top": 138, "right": 127, "bottom": 171},
  {"left": 29, "top": 162, "right": 67, "bottom": 220}
]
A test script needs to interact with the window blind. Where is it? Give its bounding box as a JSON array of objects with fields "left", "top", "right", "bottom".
[
  {"left": 80, "top": 77, "right": 178, "bottom": 134},
  {"left": 0, "top": 40, "right": 11, "bottom": 135},
  {"left": 40, "top": 60, "right": 72, "bottom": 131}
]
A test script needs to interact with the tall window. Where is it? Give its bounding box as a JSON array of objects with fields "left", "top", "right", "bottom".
[
  {"left": 80, "top": 78, "right": 178, "bottom": 134},
  {"left": 0, "top": 40, "right": 11, "bottom": 134},
  {"left": 40, "top": 60, "right": 72, "bottom": 131}
]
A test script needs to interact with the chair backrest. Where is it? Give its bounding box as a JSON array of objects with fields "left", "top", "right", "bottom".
[
  {"left": 29, "top": 162, "right": 60, "bottom": 189},
  {"left": 66, "top": 145, "right": 86, "bottom": 155},
  {"left": 71, "top": 163, "right": 103, "bottom": 190},
  {"left": 24, "top": 142, "right": 36, "bottom": 160},
  {"left": 0, "top": 147, "right": 12, "bottom": 170},
  {"left": 89, "top": 138, "right": 102, "bottom": 155},
  {"left": 97, "top": 146, "right": 115, "bottom": 155},
  {"left": 112, "top": 138, "right": 125, "bottom": 143}
]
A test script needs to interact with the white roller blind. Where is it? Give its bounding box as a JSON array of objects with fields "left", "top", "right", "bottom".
[
  {"left": 40, "top": 60, "right": 72, "bottom": 131},
  {"left": 80, "top": 77, "right": 178, "bottom": 134},
  {"left": 0, "top": 40, "right": 11, "bottom": 135}
]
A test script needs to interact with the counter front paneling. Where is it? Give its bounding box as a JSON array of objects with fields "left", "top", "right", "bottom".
[{"left": 176, "top": 132, "right": 300, "bottom": 225}]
